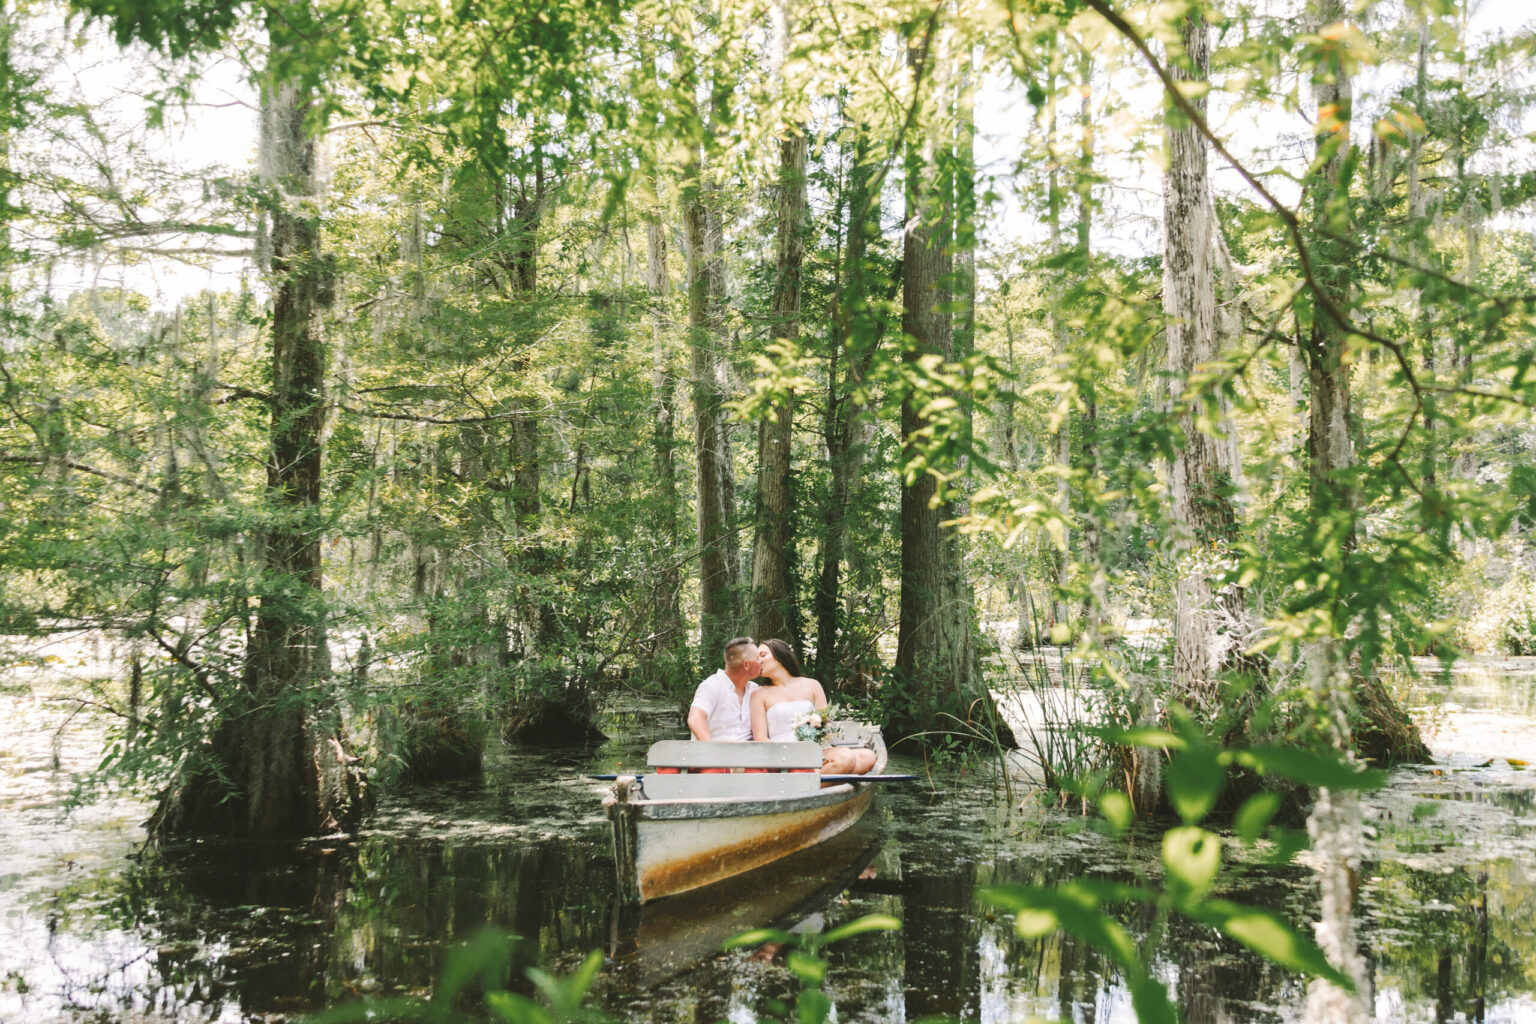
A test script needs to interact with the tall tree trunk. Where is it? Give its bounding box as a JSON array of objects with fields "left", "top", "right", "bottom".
[
  {"left": 685, "top": 170, "right": 733, "bottom": 670},
  {"left": 1300, "top": 3, "right": 1371, "bottom": 1018},
  {"left": 1045, "top": 65, "right": 1072, "bottom": 630},
  {"left": 1074, "top": 50, "right": 1104, "bottom": 630},
  {"left": 996, "top": 285, "right": 1036, "bottom": 644},
  {"left": 814, "top": 127, "right": 880, "bottom": 682},
  {"left": 499, "top": 151, "right": 598, "bottom": 743},
  {"left": 953, "top": 53, "right": 976, "bottom": 399},
  {"left": 704, "top": 204, "right": 742, "bottom": 605},
  {"left": 151, "top": 54, "right": 366, "bottom": 840},
  {"left": 1409, "top": 12, "right": 1437, "bottom": 491},
  {"left": 892, "top": 35, "right": 1012, "bottom": 749},
  {"left": 0, "top": 0, "right": 12, "bottom": 304},
  {"left": 1164, "top": 9, "right": 1244, "bottom": 713},
  {"left": 645, "top": 180, "right": 685, "bottom": 672},
  {"left": 749, "top": 116, "right": 805, "bottom": 645},
  {"left": 506, "top": 154, "right": 560, "bottom": 656}
]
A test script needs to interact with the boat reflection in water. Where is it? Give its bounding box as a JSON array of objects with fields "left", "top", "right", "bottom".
[{"left": 606, "top": 815, "right": 885, "bottom": 989}]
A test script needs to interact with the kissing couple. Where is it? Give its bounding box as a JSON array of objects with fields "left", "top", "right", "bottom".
[{"left": 687, "top": 636, "right": 876, "bottom": 776}]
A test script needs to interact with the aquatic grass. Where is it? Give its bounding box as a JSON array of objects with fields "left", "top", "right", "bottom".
[
  {"left": 1002, "top": 639, "right": 1106, "bottom": 795},
  {"left": 994, "top": 588, "right": 1160, "bottom": 805}
]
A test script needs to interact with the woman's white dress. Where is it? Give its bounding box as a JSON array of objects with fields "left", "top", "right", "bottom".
[{"left": 765, "top": 699, "right": 816, "bottom": 742}]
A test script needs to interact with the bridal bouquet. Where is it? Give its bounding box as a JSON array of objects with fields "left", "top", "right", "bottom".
[{"left": 792, "top": 705, "right": 837, "bottom": 744}]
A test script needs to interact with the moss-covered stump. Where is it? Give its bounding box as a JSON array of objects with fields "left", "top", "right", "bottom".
[
  {"left": 502, "top": 686, "right": 606, "bottom": 746},
  {"left": 382, "top": 696, "right": 489, "bottom": 784},
  {"left": 1354, "top": 672, "right": 1432, "bottom": 764},
  {"left": 149, "top": 718, "right": 372, "bottom": 841}
]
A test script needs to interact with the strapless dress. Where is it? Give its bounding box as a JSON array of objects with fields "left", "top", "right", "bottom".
[{"left": 765, "top": 699, "right": 816, "bottom": 742}]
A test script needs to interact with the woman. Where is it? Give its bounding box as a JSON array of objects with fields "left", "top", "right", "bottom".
[
  {"left": 750, "top": 638, "right": 876, "bottom": 775},
  {"left": 749, "top": 638, "right": 826, "bottom": 742}
]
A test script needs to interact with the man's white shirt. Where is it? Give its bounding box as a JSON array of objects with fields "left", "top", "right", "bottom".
[{"left": 691, "top": 669, "right": 757, "bottom": 742}]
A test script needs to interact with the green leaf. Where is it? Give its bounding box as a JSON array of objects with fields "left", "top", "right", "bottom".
[
  {"left": 563, "top": 949, "right": 604, "bottom": 1005},
  {"left": 1235, "top": 747, "right": 1386, "bottom": 791},
  {"left": 435, "top": 929, "right": 515, "bottom": 1006},
  {"left": 1162, "top": 826, "right": 1222, "bottom": 901},
  {"left": 1234, "top": 791, "right": 1283, "bottom": 843},
  {"left": 1263, "top": 826, "right": 1311, "bottom": 865},
  {"left": 525, "top": 967, "right": 565, "bottom": 1010},
  {"left": 1064, "top": 879, "right": 1158, "bottom": 905},
  {"left": 1098, "top": 788, "right": 1133, "bottom": 834},
  {"left": 485, "top": 991, "right": 553, "bottom": 1024},
  {"left": 1128, "top": 972, "right": 1179, "bottom": 1024},
  {"left": 786, "top": 949, "right": 826, "bottom": 986},
  {"left": 818, "top": 913, "right": 900, "bottom": 945},
  {"left": 1014, "top": 907, "right": 1058, "bottom": 938},
  {"left": 1194, "top": 900, "right": 1354, "bottom": 990},
  {"left": 797, "top": 988, "right": 833, "bottom": 1024},
  {"left": 724, "top": 927, "right": 795, "bottom": 950},
  {"left": 1099, "top": 727, "right": 1188, "bottom": 751},
  {"left": 982, "top": 885, "right": 1141, "bottom": 971},
  {"left": 1165, "top": 746, "right": 1225, "bottom": 823}
]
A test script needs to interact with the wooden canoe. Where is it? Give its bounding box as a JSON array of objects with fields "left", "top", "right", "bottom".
[{"left": 603, "top": 723, "right": 887, "bottom": 904}]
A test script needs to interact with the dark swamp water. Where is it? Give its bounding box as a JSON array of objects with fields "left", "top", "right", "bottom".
[{"left": 3, "top": 660, "right": 1535, "bottom": 1023}]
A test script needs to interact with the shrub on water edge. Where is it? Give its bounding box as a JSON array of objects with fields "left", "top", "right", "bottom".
[
  {"left": 1497, "top": 574, "right": 1536, "bottom": 655},
  {"left": 1457, "top": 558, "right": 1536, "bottom": 656}
]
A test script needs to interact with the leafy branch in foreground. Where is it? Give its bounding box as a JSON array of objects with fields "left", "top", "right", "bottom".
[
  {"left": 306, "top": 929, "right": 607, "bottom": 1024},
  {"left": 982, "top": 712, "right": 1386, "bottom": 1024},
  {"left": 724, "top": 912, "right": 901, "bottom": 1024}
]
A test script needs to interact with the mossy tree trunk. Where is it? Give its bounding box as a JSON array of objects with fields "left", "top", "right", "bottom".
[
  {"left": 891, "top": 32, "right": 1012, "bottom": 750},
  {"left": 1164, "top": 8, "right": 1246, "bottom": 712},
  {"left": 814, "top": 126, "right": 881, "bottom": 683},
  {"left": 152, "top": 51, "right": 367, "bottom": 840},
  {"left": 748, "top": 89, "right": 804, "bottom": 648}
]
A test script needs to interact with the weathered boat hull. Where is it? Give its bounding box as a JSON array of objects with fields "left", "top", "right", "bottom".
[
  {"left": 605, "top": 726, "right": 886, "bottom": 903},
  {"left": 608, "top": 816, "right": 885, "bottom": 987}
]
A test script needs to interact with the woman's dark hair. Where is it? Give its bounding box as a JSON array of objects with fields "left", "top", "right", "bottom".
[{"left": 763, "top": 638, "right": 802, "bottom": 678}]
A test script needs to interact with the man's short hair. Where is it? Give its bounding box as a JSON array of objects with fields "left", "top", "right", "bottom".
[{"left": 723, "top": 637, "right": 756, "bottom": 669}]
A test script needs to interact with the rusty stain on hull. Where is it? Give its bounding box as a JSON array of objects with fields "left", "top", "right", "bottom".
[{"left": 637, "top": 787, "right": 872, "bottom": 901}]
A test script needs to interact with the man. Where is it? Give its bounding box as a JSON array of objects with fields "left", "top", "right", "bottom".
[{"left": 687, "top": 637, "right": 760, "bottom": 742}]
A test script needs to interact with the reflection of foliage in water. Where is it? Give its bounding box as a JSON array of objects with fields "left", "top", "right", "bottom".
[
  {"left": 1360, "top": 776, "right": 1536, "bottom": 1017},
  {"left": 6, "top": 688, "right": 1536, "bottom": 1023}
]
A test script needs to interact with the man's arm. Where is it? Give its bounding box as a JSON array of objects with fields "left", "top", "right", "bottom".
[{"left": 687, "top": 706, "right": 712, "bottom": 741}]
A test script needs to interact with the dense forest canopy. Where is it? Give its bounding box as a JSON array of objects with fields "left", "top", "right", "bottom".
[{"left": 2, "top": 0, "right": 1535, "bottom": 897}]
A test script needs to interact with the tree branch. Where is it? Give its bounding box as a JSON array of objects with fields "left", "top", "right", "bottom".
[{"left": 0, "top": 455, "right": 162, "bottom": 494}]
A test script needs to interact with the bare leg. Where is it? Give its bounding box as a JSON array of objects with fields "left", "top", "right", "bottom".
[{"left": 821, "top": 747, "right": 876, "bottom": 775}]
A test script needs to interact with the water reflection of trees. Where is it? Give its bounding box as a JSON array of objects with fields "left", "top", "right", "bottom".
[
  {"left": 18, "top": 739, "right": 1536, "bottom": 1023},
  {"left": 94, "top": 833, "right": 616, "bottom": 1018},
  {"left": 919, "top": 842, "right": 1313, "bottom": 1022},
  {"left": 1365, "top": 856, "right": 1535, "bottom": 1022}
]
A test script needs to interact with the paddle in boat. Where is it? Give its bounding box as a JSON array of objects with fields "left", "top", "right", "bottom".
[{"left": 603, "top": 722, "right": 888, "bottom": 903}]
